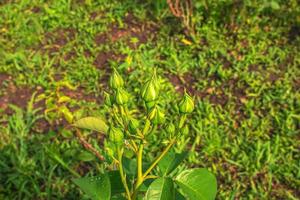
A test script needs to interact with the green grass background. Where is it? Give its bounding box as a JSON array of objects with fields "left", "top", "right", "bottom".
[{"left": 0, "top": 0, "right": 299, "bottom": 199}]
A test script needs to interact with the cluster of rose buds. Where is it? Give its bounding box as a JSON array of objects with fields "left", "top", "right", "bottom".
[
  {"left": 141, "top": 73, "right": 166, "bottom": 125},
  {"left": 106, "top": 68, "right": 195, "bottom": 146},
  {"left": 107, "top": 68, "right": 129, "bottom": 145},
  {"left": 109, "top": 68, "right": 129, "bottom": 105}
]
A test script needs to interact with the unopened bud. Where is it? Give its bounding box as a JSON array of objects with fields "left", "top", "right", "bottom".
[
  {"left": 109, "top": 68, "right": 124, "bottom": 90},
  {"left": 128, "top": 118, "right": 139, "bottom": 134},
  {"left": 148, "top": 106, "right": 165, "bottom": 125},
  {"left": 179, "top": 92, "right": 194, "bottom": 114},
  {"left": 182, "top": 125, "right": 189, "bottom": 136},
  {"left": 115, "top": 88, "right": 129, "bottom": 105},
  {"left": 166, "top": 122, "right": 175, "bottom": 135},
  {"left": 141, "top": 74, "right": 159, "bottom": 102}
]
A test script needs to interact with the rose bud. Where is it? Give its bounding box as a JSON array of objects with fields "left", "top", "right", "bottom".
[
  {"left": 109, "top": 68, "right": 124, "bottom": 90},
  {"left": 178, "top": 91, "right": 194, "bottom": 114},
  {"left": 166, "top": 122, "right": 175, "bottom": 135},
  {"left": 128, "top": 118, "right": 139, "bottom": 134},
  {"left": 182, "top": 125, "right": 189, "bottom": 136},
  {"left": 115, "top": 88, "right": 129, "bottom": 105},
  {"left": 141, "top": 78, "right": 158, "bottom": 102},
  {"left": 148, "top": 106, "right": 165, "bottom": 125}
]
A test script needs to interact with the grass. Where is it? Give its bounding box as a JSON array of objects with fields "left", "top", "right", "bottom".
[{"left": 0, "top": 0, "right": 299, "bottom": 199}]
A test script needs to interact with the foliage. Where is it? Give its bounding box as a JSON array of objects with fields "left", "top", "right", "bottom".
[
  {"left": 0, "top": 0, "right": 299, "bottom": 199},
  {"left": 72, "top": 70, "right": 217, "bottom": 199}
]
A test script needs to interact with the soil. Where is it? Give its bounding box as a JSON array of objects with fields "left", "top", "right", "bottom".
[
  {"left": 0, "top": 83, "right": 34, "bottom": 114},
  {"left": 60, "top": 87, "right": 100, "bottom": 103},
  {"left": 288, "top": 25, "right": 300, "bottom": 42},
  {"left": 93, "top": 51, "right": 126, "bottom": 70},
  {"left": 63, "top": 49, "right": 77, "bottom": 61},
  {"left": 31, "top": 6, "right": 41, "bottom": 13},
  {"left": 40, "top": 28, "right": 76, "bottom": 56},
  {"left": 0, "top": 73, "right": 10, "bottom": 86},
  {"left": 167, "top": 72, "right": 248, "bottom": 110},
  {"left": 94, "top": 13, "right": 158, "bottom": 47}
]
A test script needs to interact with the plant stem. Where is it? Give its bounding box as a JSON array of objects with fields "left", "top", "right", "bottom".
[
  {"left": 136, "top": 144, "right": 144, "bottom": 185},
  {"left": 142, "top": 138, "right": 176, "bottom": 179},
  {"left": 117, "top": 148, "right": 132, "bottom": 200},
  {"left": 75, "top": 129, "right": 105, "bottom": 161},
  {"left": 132, "top": 139, "right": 176, "bottom": 199}
]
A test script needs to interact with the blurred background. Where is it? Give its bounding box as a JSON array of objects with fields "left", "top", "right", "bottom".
[{"left": 0, "top": 0, "right": 299, "bottom": 199}]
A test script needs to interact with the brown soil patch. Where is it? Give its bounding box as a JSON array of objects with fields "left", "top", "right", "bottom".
[
  {"left": 40, "top": 28, "right": 76, "bottom": 56},
  {"left": 93, "top": 51, "right": 126, "bottom": 70},
  {"left": 167, "top": 73, "right": 197, "bottom": 95},
  {"left": 288, "top": 25, "right": 300, "bottom": 42},
  {"left": 167, "top": 73, "right": 248, "bottom": 108},
  {"left": 268, "top": 72, "right": 282, "bottom": 82},
  {"left": 64, "top": 49, "right": 77, "bottom": 61},
  {"left": 31, "top": 6, "right": 41, "bottom": 13},
  {"left": 60, "top": 87, "right": 100, "bottom": 103},
  {"left": 0, "top": 84, "right": 34, "bottom": 114},
  {"left": 0, "top": 73, "right": 11, "bottom": 86},
  {"left": 94, "top": 13, "right": 158, "bottom": 47},
  {"left": 248, "top": 64, "right": 259, "bottom": 72},
  {"left": 90, "top": 11, "right": 105, "bottom": 21}
]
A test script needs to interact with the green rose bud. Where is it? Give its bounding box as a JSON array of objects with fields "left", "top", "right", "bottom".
[
  {"left": 141, "top": 80, "right": 157, "bottom": 102},
  {"left": 182, "top": 125, "right": 189, "bottom": 136},
  {"left": 166, "top": 122, "right": 175, "bottom": 135},
  {"left": 148, "top": 106, "right": 165, "bottom": 125},
  {"left": 115, "top": 88, "right": 129, "bottom": 105},
  {"left": 109, "top": 68, "right": 124, "bottom": 90},
  {"left": 128, "top": 118, "right": 139, "bottom": 134},
  {"left": 178, "top": 92, "right": 194, "bottom": 113},
  {"left": 109, "top": 126, "right": 124, "bottom": 145}
]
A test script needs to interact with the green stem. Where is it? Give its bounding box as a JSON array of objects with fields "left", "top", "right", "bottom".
[
  {"left": 117, "top": 148, "right": 132, "bottom": 200},
  {"left": 131, "top": 144, "right": 144, "bottom": 199},
  {"left": 137, "top": 144, "right": 144, "bottom": 183},
  {"left": 142, "top": 138, "right": 176, "bottom": 179}
]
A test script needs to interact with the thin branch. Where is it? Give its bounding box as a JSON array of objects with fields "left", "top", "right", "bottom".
[{"left": 75, "top": 129, "right": 105, "bottom": 161}]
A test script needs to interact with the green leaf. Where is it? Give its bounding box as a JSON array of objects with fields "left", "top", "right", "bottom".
[
  {"left": 77, "top": 151, "right": 96, "bottom": 162},
  {"left": 108, "top": 171, "right": 125, "bottom": 194},
  {"left": 145, "top": 177, "right": 175, "bottom": 200},
  {"left": 122, "top": 156, "right": 150, "bottom": 179},
  {"left": 175, "top": 168, "right": 217, "bottom": 200},
  {"left": 73, "top": 117, "right": 108, "bottom": 133},
  {"left": 73, "top": 173, "right": 111, "bottom": 200},
  {"left": 175, "top": 189, "right": 185, "bottom": 200},
  {"left": 158, "top": 151, "right": 188, "bottom": 176}
]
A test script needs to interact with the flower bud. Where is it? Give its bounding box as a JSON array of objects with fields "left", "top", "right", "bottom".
[
  {"left": 115, "top": 88, "right": 129, "bottom": 105},
  {"left": 141, "top": 79, "right": 158, "bottom": 102},
  {"left": 148, "top": 106, "right": 165, "bottom": 125},
  {"left": 109, "top": 68, "right": 124, "bottom": 90},
  {"left": 182, "top": 125, "right": 189, "bottom": 136},
  {"left": 178, "top": 92, "right": 194, "bottom": 113},
  {"left": 166, "top": 122, "right": 175, "bottom": 135},
  {"left": 108, "top": 127, "right": 124, "bottom": 145},
  {"left": 128, "top": 118, "right": 139, "bottom": 134}
]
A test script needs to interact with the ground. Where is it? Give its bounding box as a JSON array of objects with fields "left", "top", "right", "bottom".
[{"left": 0, "top": 0, "right": 299, "bottom": 199}]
